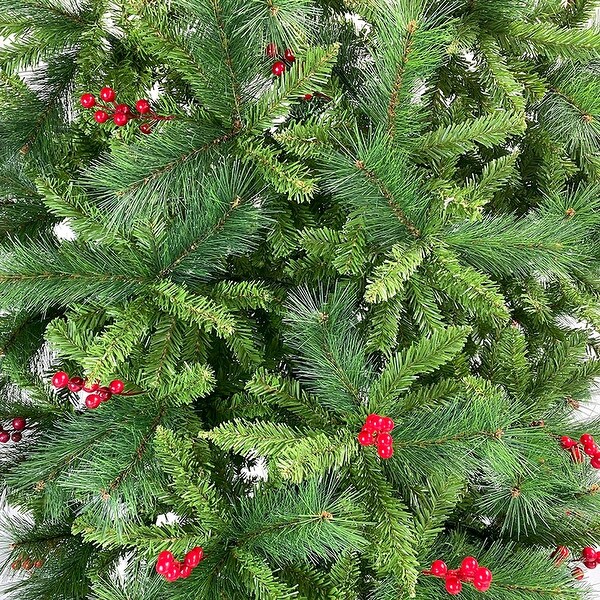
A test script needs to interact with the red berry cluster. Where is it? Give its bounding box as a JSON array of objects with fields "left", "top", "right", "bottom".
[
  {"left": 552, "top": 545, "right": 600, "bottom": 580},
  {"left": 0, "top": 417, "right": 26, "bottom": 444},
  {"left": 80, "top": 87, "right": 174, "bottom": 134},
  {"left": 425, "top": 557, "right": 492, "bottom": 595},
  {"left": 357, "top": 413, "right": 394, "bottom": 458},
  {"left": 11, "top": 556, "right": 44, "bottom": 571},
  {"left": 560, "top": 434, "right": 600, "bottom": 468},
  {"left": 581, "top": 546, "right": 599, "bottom": 570},
  {"left": 51, "top": 371, "right": 125, "bottom": 410},
  {"left": 155, "top": 547, "right": 204, "bottom": 582},
  {"left": 266, "top": 43, "right": 296, "bottom": 77}
]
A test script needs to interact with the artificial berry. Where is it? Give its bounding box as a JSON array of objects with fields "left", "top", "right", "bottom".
[
  {"left": 473, "top": 566, "right": 492, "bottom": 586},
  {"left": 184, "top": 546, "right": 204, "bottom": 568},
  {"left": 80, "top": 93, "right": 95, "bottom": 108},
  {"left": 94, "top": 110, "right": 109, "bottom": 124},
  {"left": 584, "top": 560, "right": 597, "bottom": 569},
  {"left": 135, "top": 99, "right": 151, "bottom": 114},
  {"left": 358, "top": 430, "right": 373, "bottom": 446},
  {"left": 473, "top": 578, "right": 491, "bottom": 592},
  {"left": 22, "top": 559, "right": 32, "bottom": 570},
  {"left": 139, "top": 123, "right": 152, "bottom": 134},
  {"left": 12, "top": 417, "right": 26, "bottom": 431},
  {"left": 580, "top": 433, "right": 594, "bottom": 445},
  {"left": 460, "top": 556, "right": 479, "bottom": 579},
  {"left": 272, "top": 61, "right": 286, "bottom": 76},
  {"left": 85, "top": 394, "right": 101, "bottom": 410},
  {"left": 0, "top": 432, "right": 9, "bottom": 443},
  {"left": 157, "top": 550, "right": 173, "bottom": 568},
  {"left": 365, "top": 414, "right": 383, "bottom": 431},
  {"left": 570, "top": 445, "right": 583, "bottom": 463},
  {"left": 377, "top": 444, "right": 393, "bottom": 459},
  {"left": 109, "top": 379, "right": 125, "bottom": 394},
  {"left": 180, "top": 564, "right": 193, "bottom": 578},
  {"left": 115, "top": 103, "right": 131, "bottom": 114},
  {"left": 34, "top": 560, "right": 44, "bottom": 568},
  {"left": 560, "top": 436, "right": 577, "bottom": 449},
  {"left": 380, "top": 416, "right": 394, "bottom": 432},
  {"left": 584, "top": 443, "right": 599, "bottom": 457},
  {"left": 11, "top": 432, "right": 22, "bottom": 442},
  {"left": 582, "top": 547, "right": 597, "bottom": 561},
  {"left": 303, "top": 93, "right": 313, "bottom": 101},
  {"left": 266, "top": 42, "right": 277, "bottom": 57},
  {"left": 114, "top": 113, "right": 128, "bottom": 126},
  {"left": 552, "top": 546, "right": 569, "bottom": 564},
  {"left": 97, "top": 387, "right": 112, "bottom": 402},
  {"left": 11, "top": 560, "right": 20, "bottom": 570},
  {"left": 591, "top": 456, "right": 600, "bottom": 469},
  {"left": 68, "top": 376, "right": 84, "bottom": 392},
  {"left": 52, "top": 371, "right": 69, "bottom": 388},
  {"left": 445, "top": 576, "right": 462, "bottom": 595},
  {"left": 83, "top": 382, "right": 99, "bottom": 393},
  {"left": 430, "top": 560, "right": 447, "bottom": 577},
  {"left": 100, "top": 86, "right": 116, "bottom": 102},
  {"left": 284, "top": 48, "right": 295, "bottom": 62},
  {"left": 377, "top": 432, "right": 393, "bottom": 446},
  {"left": 156, "top": 561, "right": 169, "bottom": 575},
  {"left": 573, "top": 567, "right": 584, "bottom": 580},
  {"left": 165, "top": 562, "right": 181, "bottom": 582}
]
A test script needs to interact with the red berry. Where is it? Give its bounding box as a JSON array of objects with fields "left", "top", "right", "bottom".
[
  {"left": 460, "top": 556, "right": 478, "bottom": 579},
  {"left": 560, "top": 436, "right": 576, "bottom": 449},
  {"left": 584, "top": 559, "right": 597, "bottom": 569},
  {"left": 52, "top": 371, "right": 69, "bottom": 388},
  {"left": 68, "top": 376, "right": 84, "bottom": 392},
  {"left": 135, "top": 99, "right": 151, "bottom": 114},
  {"left": 552, "top": 546, "right": 569, "bottom": 564},
  {"left": 358, "top": 430, "right": 373, "bottom": 446},
  {"left": 115, "top": 103, "right": 131, "bottom": 114},
  {"left": 180, "top": 564, "right": 193, "bottom": 578},
  {"left": 83, "top": 382, "right": 99, "bottom": 393},
  {"left": 0, "top": 432, "right": 9, "bottom": 443},
  {"left": 155, "top": 561, "right": 169, "bottom": 575},
  {"left": 80, "top": 93, "right": 95, "bottom": 108},
  {"left": 266, "top": 42, "right": 277, "bottom": 57},
  {"left": 430, "top": 560, "right": 447, "bottom": 577},
  {"left": 184, "top": 546, "right": 203, "bottom": 568},
  {"left": 303, "top": 93, "right": 313, "bottom": 101},
  {"left": 591, "top": 456, "right": 600, "bottom": 469},
  {"left": 12, "top": 417, "right": 26, "bottom": 431},
  {"left": 573, "top": 567, "right": 584, "bottom": 580},
  {"left": 139, "top": 123, "right": 152, "bottom": 134},
  {"left": 445, "top": 576, "right": 462, "bottom": 595},
  {"left": 582, "top": 547, "right": 597, "bottom": 561},
  {"left": 34, "top": 560, "right": 44, "bottom": 568},
  {"left": 580, "top": 433, "right": 594, "bottom": 445},
  {"left": 380, "top": 416, "right": 394, "bottom": 432},
  {"left": 473, "top": 566, "right": 492, "bottom": 586},
  {"left": 114, "top": 113, "right": 128, "bottom": 126},
  {"left": 97, "top": 387, "right": 112, "bottom": 402},
  {"left": 377, "top": 433, "right": 393, "bottom": 446},
  {"left": 165, "top": 562, "right": 181, "bottom": 582},
  {"left": 108, "top": 379, "right": 125, "bottom": 394},
  {"left": 584, "top": 443, "right": 599, "bottom": 457},
  {"left": 473, "top": 578, "right": 491, "bottom": 592},
  {"left": 570, "top": 445, "right": 583, "bottom": 463},
  {"left": 11, "top": 432, "right": 22, "bottom": 442},
  {"left": 85, "top": 394, "right": 101, "bottom": 410},
  {"left": 377, "top": 444, "right": 393, "bottom": 459},
  {"left": 22, "top": 559, "right": 32, "bottom": 570},
  {"left": 272, "top": 61, "right": 286, "bottom": 76},
  {"left": 284, "top": 48, "right": 295, "bottom": 62},
  {"left": 366, "top": 414, "right": 383, "bottom": 431},
  {"left": 157, "top": 550, "right": 173, "bottom": 567},
  {"left": 94, "top": 110, "right": 109, "bottom": 123},
  {"left": 11, "top": 560, "right": 21, "bottom": 570},
  {"left": 100, "top": 86, "right": 116, "bottom": 102}
]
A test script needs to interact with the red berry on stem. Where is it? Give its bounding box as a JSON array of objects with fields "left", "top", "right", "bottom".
[
  {"left": 377, "top": 432, "right": 393, "bottom": 446},
  {"left": 430, "top": 560, "right": 447, "bottom": 577},
  {"left": 573, "top": 567, "right": 584, "bottom": 580},
  {"left": 83, "top": 382, "right": 99, "bottom": 393},
  {"left": 11, "top": 560, "right": 21, "bottom": 570},
  {"left": 377, "top": 444, "right": 393, "bottom": 459},
  {"left": 22, "top": 559, "right": 32, "bottom": 570},
  {"left": 584, "top": 443, "right": 599, "bottom": 457},
  {"left": 11, "top": 432, "right": 22, "bottom": 442},
  {"left": 445, "top": 576, "right": 462, "bottom": 595},
  {"left": 460, "top": 556, "right": 478, "bottom": 579},
  {"left": 113, "top": 113, "right": 128, "bottom": 126},
  {"left": 592, "top": 456, "right": 600, "bottom": 469},
  {"left": 94, "top": 110, "right": 109, "bottom": 124},
  {"left": 358, "top": 430, "right": 373, "bottom": 446},
  {"left": 284, "top": 48, "right": 295, "bottom": 62},
  {"left": 0, "top": 432, "right": 9, "bottom": 443},
  {"left": 552, "top": 546, "right": 569, "bottom": 564},
  {"left": 85, "top": 394, "right": 101, "bottom": 410},
  {"left": 34, "top": 560, "right": 44, "bottom": 568},
  {"left": 473, "top": 578, "right": 491, "bottom": 592},
  {"left": 109, "top": 379, "right": 125, "bottom": 394},
  {"left": 380, "top": 416, "right": 394, "bottom": 432},
  {"left": 80, "top": 93, "right": 95, "bottom": 108},
  {"left": 165, "top": 562, "right": 181, "bottom": 582},
  {"left": 184, "top": 546, "right": 204, "bottom": 568},
  {"left": 580, "top": 433, "right": 594, "bottom": 445},
  {"left": 266, "top": 42, "right": 277, "bottom": 57},
  {"left": 366, "top": 414, "right": 383, "bottom": 431},
  {"left": 272, "top": 61, "right": 286, "bottom": 76},
  {"left": 52, "top": 371, "right": 69, "bottom": 388},
  {"left": 570, "top": 445, "right": 583, "bottom": 463},
  {"left": 584, "top": 559, "right": 597, "bottom": 569},
  {"left": 135, "top": 99, "right": 151, "bottom": 114},
  {"left": 560, "top": 436, "right": 576, "bottom": 449},
  {"left": 97, "top": 387, "right": 112, "bottom": 402},
  {"left": 180, "top": 564, "right": 193, "bottom": 578},
  {"left": 100, "top": 86, "right": 116, "bottom": 102},
  {"left": 12, "top": 417, "right": 26, "bottom": 431},
  {"left": 139, "top": 123, "right": 152, "bottom": 134},
  {"left": 115, "top": 103, "right": 131, "bottom": 114},
  {"left": 68, "top": 376, "right": 84, "bottom": 392},
  {"left": 157, "top": 550, "right": 173, "bottom": 567},
  {"left": 583, "top": 547, "right": 597, "bottom": 561},
  {"left": 303, "top": 93, "right": 313, "bottom": 101},
  {"left": 473, "top": 566, "right": 492, "bottom": 587}
]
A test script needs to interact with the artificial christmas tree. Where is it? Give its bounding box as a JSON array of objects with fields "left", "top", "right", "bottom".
[{"left": 1, "top": 0, "right": 600, "bottom": 598}]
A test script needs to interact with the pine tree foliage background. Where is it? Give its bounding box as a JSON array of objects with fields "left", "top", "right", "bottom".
[{"left": 0, "top": 0, "right": 600, "bottom": 597}]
